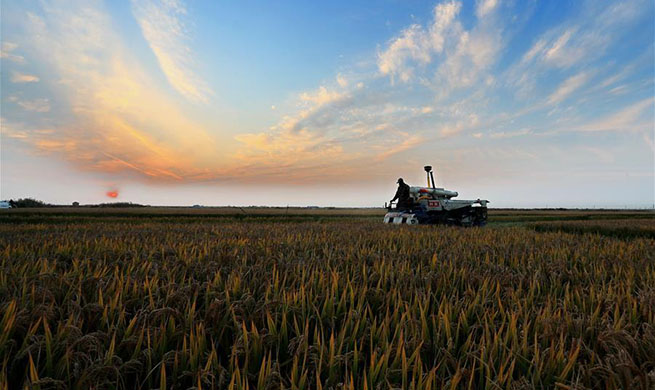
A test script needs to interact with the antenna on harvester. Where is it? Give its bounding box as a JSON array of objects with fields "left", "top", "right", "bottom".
[{"left": 424, "top": 165, "right": 436, "bottom": 189}]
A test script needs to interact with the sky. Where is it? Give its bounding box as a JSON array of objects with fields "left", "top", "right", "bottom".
[{"left": 1, "top": 0, "right": 654, "bottom": 208}]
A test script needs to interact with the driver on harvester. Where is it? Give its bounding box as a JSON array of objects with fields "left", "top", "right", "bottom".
[{"left": 391, "top": 178, "right": 411, "bottom": 210}]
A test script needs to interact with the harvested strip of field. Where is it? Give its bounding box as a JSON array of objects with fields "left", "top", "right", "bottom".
[
  {"left": 1, "top": 219, "right": 654, "bottom": 389},
  {"left": 531, "top": 218, "right": 655, "bottom": 239},
  {"left": 491, "top": 210, "right": 654, "bottom": 223}
]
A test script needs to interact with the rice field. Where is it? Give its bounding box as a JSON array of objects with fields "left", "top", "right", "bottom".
[
  {"left": 1, "top": 210, "right": 654, "bottom": 389},
  {"left": 530, "top": 219, "right": 655, "bottom": 240}
]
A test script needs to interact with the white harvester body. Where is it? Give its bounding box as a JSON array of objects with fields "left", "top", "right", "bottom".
[{"left": 384, "top": 166, "right": 489, "bottom": 226}]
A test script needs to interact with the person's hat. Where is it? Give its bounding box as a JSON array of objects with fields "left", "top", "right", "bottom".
[{"left": 397, "top": 178, "right": 404, "bottom": 183}]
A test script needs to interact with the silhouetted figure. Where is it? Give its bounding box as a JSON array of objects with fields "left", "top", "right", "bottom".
[{"left": 391, "top": 178, "right": 411, "bottom": 210}]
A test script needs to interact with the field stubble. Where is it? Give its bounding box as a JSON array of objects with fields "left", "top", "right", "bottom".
[{"left": 0, "top": 213, "right": 654, "bottom": 389}]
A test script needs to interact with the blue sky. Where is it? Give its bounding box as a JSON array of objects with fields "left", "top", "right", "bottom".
[{"left": 1, "top": 0, "right": 654, "bottom": 207}]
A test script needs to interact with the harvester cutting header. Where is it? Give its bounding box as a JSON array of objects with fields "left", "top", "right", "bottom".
[{"left": 384, "top": 165, "right": 489, "bottom": 226}]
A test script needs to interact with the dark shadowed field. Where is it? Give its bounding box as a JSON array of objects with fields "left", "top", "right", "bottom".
[{"left": 1, "top": 208, "right": 653, "bottom": 389}]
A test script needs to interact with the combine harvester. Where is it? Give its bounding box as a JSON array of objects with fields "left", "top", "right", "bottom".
[{"left": 384, "top": 166, "right": 489, "bottom": 226}]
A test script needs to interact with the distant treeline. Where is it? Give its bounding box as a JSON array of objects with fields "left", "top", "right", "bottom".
[
  {"left": 6, "top": 198, "right": 148, "bottom": 208},
  {"left": 7, "top": 198, "right": 50, "bottom": 208},
  {"left": 87, "top": 202, "right": 149, "bottom": 208}
]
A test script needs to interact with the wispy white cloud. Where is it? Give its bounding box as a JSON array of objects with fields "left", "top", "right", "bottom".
[
  {"left": 434, "top": 21, "right": 502, "bottom": 92},
  {"left": 258, "top": 0, "right": 508, "bottom": 166},
  {"left": 607, "top": 85, "right": 629, "bottom": 96},
  {"left": 374, "top": 134, "right": 424, "bottom": 161},
  {"left": 0, "top": 118, "right": 29, "bottom": 139},
  {"left": 520, "top": 39, "right": 545, "bottom": 64},
  {"left": 233, "top": 78, "right": 436, "bottom": 175},
  {"left": 475, "top": 0, "right": 499, "bottom": 19},
  {"left": 12, "top": 0, "right": 220, "bottom": 182},
  {"left": 336, "top": 73, "right": 348, "bottom": 87},
  {"left": 508, "top": 0, "right": 647, "bottom": 103},
  {"left": 8, "top": 96, "right": 50, "bottom": 112},
  {"left": 377, "top": 24, "right": 433, "bottom": 83},
  {"left": 131, "top": 0, "right": 211, "bottom": 103},
  {"left": 440, "top": 113, "right": 480, "bottom": 137},
  {"left": 234, "top": 88, "right": 355, "bottom": 173},
  {"left": 299, "top": 86, "right": 345, "bottom": 106},
  {"left": 233, "top": 129, "right": 345, "bottom": 175},
  {"left": 547, "top": 72, "right": 589, "bottom": 105},
  {"left": 519, "top": 1, "right": 645, "bottom": 71},
  {"left": 377, "top": 1, "right": 462, "bottom": 83},
  {"left": 595, "top": 50, "right": 652, "bottom": 93},
  {"left": 0, "top": 42, "right": 25, "bottom": 63},
  {"left": 489, "top": 128, "right": 532, "bottom": 139},
  {"left": 11, "top": 71, "right": 39, "bottom": 83},
  {"left": 377, "top": 0, "right": 504, "bottom": 95},
  {"left": 644, "top": 132, "right": 654, "bottom": 151},
  {"left": 573, "top": 98, "right": 653, "bottom": 132},
  {"left": 542, "top": 29, "right": 581, "bottom": 68},
  {"left": 0, "top": 118, "right": 55, "bottom": 140}
]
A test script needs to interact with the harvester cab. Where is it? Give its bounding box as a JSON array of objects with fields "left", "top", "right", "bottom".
[{"left": 384, "top": 165, "right": 489, "bottom": 226}]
